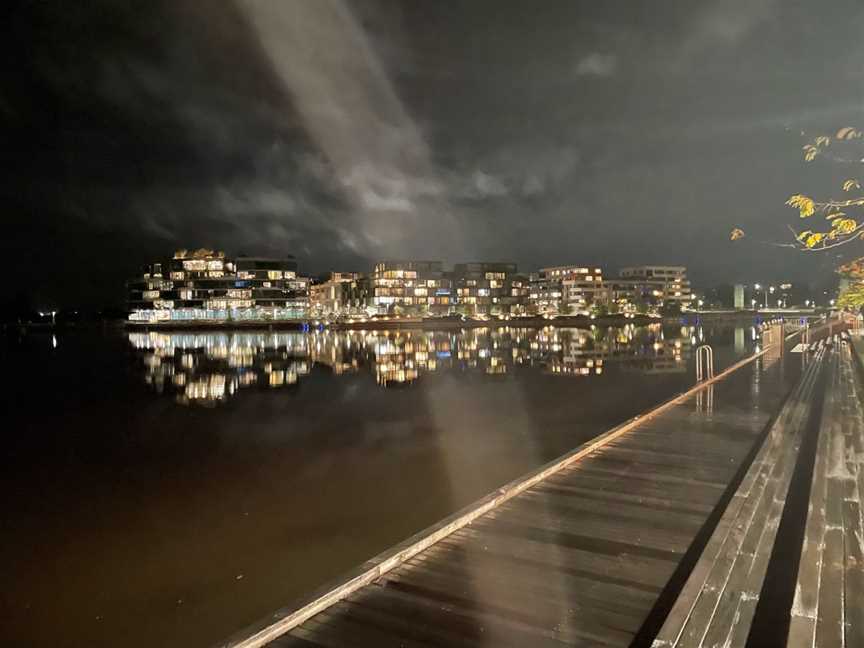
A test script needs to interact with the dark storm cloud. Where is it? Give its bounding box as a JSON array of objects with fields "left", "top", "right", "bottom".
[{"left": 4, "top": 0, "right": 864, "bottom": 306}]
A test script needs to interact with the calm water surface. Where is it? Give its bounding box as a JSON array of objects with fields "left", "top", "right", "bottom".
[{"left": 2, "top": 323, "right": 762, "bottom": 648}]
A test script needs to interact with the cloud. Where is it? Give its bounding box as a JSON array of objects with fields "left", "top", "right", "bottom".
[
  {"left": 522, "top": 175, "right": 545, "bottom": 196},
  {"left": 574, "top": 53, "right": 617, "bottom": 78},
  {"left": 357, "top": 189, "right": 414, "bottom": 212},
  {"left": 472, "top": 171, "right": 508, "bottom": 197}
]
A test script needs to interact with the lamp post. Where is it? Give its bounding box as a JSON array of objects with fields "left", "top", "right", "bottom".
[{"left": 754, "top": 284, "right": 771, "bottom": 309}]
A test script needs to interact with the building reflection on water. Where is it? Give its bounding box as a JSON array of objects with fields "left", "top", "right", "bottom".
[{"left": 127, "top": 324, "right": 713, "bottom": 405}]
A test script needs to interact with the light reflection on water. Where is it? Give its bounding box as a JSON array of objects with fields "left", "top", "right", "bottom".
[{"left": 128, "top": 324, "right": 699, "bottom": 404}]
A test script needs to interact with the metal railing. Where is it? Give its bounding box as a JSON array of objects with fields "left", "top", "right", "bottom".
[{"left": 696, "top": 344, "right": 714, "bottom": 382}]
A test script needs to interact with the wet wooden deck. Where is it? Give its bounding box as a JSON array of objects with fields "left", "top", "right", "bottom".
[
  {"left": 236, "top": 346, "right": 801, "bottom": 648},
  {"left": 653, "top": 342, "right": 827, "bottom": 647},
  {"left": 787, "top": 337, "right": 864, "bottom": 647}
]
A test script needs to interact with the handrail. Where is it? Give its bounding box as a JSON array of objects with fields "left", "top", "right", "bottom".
[{"left": 696, "top": 345, "right": 714, "bottom": 382}]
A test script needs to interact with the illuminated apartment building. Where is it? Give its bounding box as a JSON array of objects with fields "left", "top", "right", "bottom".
[
  {"left": 452, "top": 262, "right": 521, "bottom": 316},
  {"left": 529, "top": 265, "right": 604, "bottom": 315},
  {"left": 128, "top": 248, "right": 310, "bottom": 323},
  {"left": 310, "top": 272, "right": 371, "bottom": 316},
  {"left": 612, "top": 266, "right": 692, "bottom": 308},
  {"left": 371, "top": 261, "right": 452, "bottom": 314}
]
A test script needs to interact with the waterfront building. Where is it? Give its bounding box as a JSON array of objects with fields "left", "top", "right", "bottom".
[
  {"left": 529, "top": 265, "right": 604, "bottom": 315},
  {"left": 128, "top": 249, "right": 310, "bottom": 323},
  {"left": 604, "top": 266, "right": 692, "bottom": 312},
  {"left": 452, "top": 262, "right": 521, "bottom": 316},
  {"left": 617, "top": 266, "right": 692, "bottom": 306},
  {"left": 310, "top": 272, "right": 371, "bottom": 316},
  {"left": 371, "top": 261, "right": 452, "bottom": 315}
]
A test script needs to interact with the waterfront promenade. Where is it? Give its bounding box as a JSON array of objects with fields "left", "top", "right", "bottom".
[{"left": 217, "top": 324, "right": 864, "bottom": 648}]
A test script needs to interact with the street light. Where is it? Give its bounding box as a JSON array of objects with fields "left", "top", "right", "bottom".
[{"left": 753, "top": 284, "right": 768, "bottom": 309}]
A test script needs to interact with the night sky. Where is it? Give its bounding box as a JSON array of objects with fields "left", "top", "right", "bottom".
[{"left": 5, "top": 0, "right": 864, "bottom": 308}]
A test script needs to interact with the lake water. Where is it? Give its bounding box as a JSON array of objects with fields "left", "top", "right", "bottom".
[{"left": 1, "top": 322, "right": 763, "bottom": 648}]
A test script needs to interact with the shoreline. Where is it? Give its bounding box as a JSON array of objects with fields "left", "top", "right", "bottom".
[{"left": 118, "top": 309, "right": 814, "bottom": 333}]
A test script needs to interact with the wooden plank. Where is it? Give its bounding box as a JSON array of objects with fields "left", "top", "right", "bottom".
[
  {"left": 587, "top": 444, "right": 748, "bottom": 470},
  {"left": 304, "top": 610, "right": 433, "bottom": 648},
  {"left": 324, "top": 597, "right": 554, "bottom": 648},
  {"left": 786, "top": 614, "right": 817, "bottom": 648},
  {"left": 379, "top": 576, "right": 636, "bottom": 646},
  {"left": 406, "top": 551, "right": 659, "bottom": 613},
  {"left": 563, "top": 460, "right": 730, "bottom": 490},
  {"left": 843, "top": 499, "right": 864, "bottom": 647},
  {"left": 528, "top": 482, "right": 714, "bottom": 516},
  {"left": 503, "top": 489, "right": 706, "bottom": 530},
  {"left": 815, "top": 527, "right": 845, "bottom": 648},
  {"left": 468, "top": 516, "right": 681, "bottom": 563},
  {"left": 489, "top": 501, "right": 701, "bottom": 548},
  {"left": 350, "top": 584, "right": 604, "bottom": 648},
  {"left": 543, "top": 471, "right": 722, "bottom": 507},
  {"left": 443, "top": 529, "right": 671, "bottom": 589},
  {"left": 790, "top": 410, "right": 829, "bottom": 624}
]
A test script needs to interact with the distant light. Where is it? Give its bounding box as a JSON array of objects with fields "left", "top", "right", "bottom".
[{"left": 52, "top": 335, "right": 58, "bottom": 349}]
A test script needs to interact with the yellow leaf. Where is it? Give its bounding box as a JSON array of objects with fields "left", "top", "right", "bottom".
[
  {"left": 835, "top": 218, "right": 858, "bottom": 234},
  {"left": 843, "top": 179, "right": 861, "bottom": 192},
  {"left": 730, "top": 228, "right": 745, "bottom": 241},
  {"left": 805, "top": 233, "right": 823, "bottom": 248},
  {"left": 797, "top": 230, "right": 813, "bottom": 241},
  {"left": 786, "top": 194, "right": 815, "bottom": 217},
  {"left": 815, "top": 136, "right": 830, "bottom": 147}
]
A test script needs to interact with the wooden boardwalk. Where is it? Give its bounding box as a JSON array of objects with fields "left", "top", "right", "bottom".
[
  {"left": 226, "top": 347, "right": 800, "bottom": 648},
  {"left": 653, "top": 333, "right": 864, "bottom": 648},
  {"left": 652, "top": 343, "right": 827, "bottom": 647},
  {"left": 787, "top": 337, "right": 864, "bottom": 647}
]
